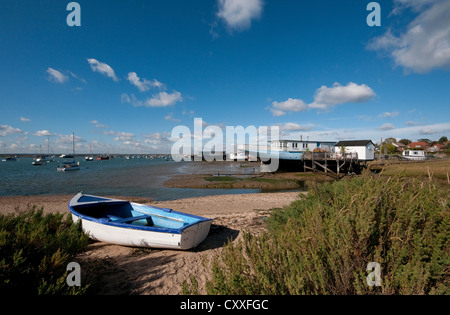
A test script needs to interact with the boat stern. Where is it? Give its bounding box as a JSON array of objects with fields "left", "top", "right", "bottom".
[{"left": 180, "top": 219, "right": 213, "bottom": 250}]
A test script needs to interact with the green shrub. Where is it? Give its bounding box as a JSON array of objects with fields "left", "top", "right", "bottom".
[
  {"left": 206, "top": 175, "right": 449, "bottom": 295},
  {"left": 0, "top": 207, "right": 90, "bottom": 295}
]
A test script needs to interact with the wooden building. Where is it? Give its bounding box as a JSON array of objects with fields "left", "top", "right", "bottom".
[{"left": 334, "top": 140, "right": 375, "bottom": 161}]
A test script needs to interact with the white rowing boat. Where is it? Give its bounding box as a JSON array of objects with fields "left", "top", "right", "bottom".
[{"left": 68, "top": 193, "right": 213, "bottom": 250}]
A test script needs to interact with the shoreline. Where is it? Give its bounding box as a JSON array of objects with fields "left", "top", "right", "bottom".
[
  {"left": 0, "top": 191, "right": 302, "bottom": 217},
  {"left": 163, "top": 170, "right": 333, "bottom": 190},
  {"left": 0, "top": 191, "right": 302, "bottom": 295}
]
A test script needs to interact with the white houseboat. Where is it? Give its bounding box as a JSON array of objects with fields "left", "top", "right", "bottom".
[
  {"left": 251, "top": 139, "right": 336, "bottom": 161},
  {"left": 402, "top": 150, "right": 426, "bottom": 161}
]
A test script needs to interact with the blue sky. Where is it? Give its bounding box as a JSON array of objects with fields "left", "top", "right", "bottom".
[{"left": 1, "top": 0, "right": 449, "bottom": 154}]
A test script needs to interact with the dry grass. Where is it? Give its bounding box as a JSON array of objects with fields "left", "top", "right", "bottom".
[
  {"left": 370, "top": 159, "right": 450, "bottom": 184},
  {"left": 202, "top": 175, "right": 450, "bottom": 295}
]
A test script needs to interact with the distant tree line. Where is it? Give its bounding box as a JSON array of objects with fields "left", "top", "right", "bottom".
[{"left": 379, "top": 136, "right": 449, "bottom": 154}]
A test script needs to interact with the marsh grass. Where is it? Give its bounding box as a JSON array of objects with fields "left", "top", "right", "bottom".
[
  {"left": 371, "top": 159, "right": 450, "bottom": 185},
  {"left": 204, "top": 176, "right": 241, "bottom": 182},
  {"left": 204, "top": 174, "right": 449, "bottom": 295},
  {"left": 0, "top": 207, "right": 90, "bottom": 295}
]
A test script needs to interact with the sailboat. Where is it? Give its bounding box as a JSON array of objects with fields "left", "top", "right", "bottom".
[
  {"left": 57, "top": 133, "right": 80, "bottom": 172},
  {"left": 85, "top": 144, "right": 94, "bottom": 161},
  {"left": 42, "top": 136, "right": 56, "bottom": 163},
  {"left": 32, "top": 145, "right": 45, "bottom": 166}
]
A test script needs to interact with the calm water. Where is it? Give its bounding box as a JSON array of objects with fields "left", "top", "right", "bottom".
[{"left": 0, "top": 157, "right": 262, "bottom": 200}]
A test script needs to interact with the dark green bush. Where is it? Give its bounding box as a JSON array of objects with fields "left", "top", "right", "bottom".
[
  {"left": 206, "top": 175, "right": 449, "bottom": 295},
  {"left": 0, "top": 207, "right": 90, "bottom": 295}
]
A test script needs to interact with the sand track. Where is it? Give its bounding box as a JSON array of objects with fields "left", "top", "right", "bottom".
[{"left": 0, "top": 191, "right": 301, "bottom": 295}]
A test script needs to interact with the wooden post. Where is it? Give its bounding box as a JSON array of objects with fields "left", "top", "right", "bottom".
[
  {"left": 325, "top": 153, "right": 328, "bottom": 174},
  {"left": 312, "top": 152, "right": 315, "bottom": 171},
  {"left": 302, "top": 155, "right": 305, "bottom": 172},
  {"left": 337, "top": 155, "right": 340, "bottom": 176}
]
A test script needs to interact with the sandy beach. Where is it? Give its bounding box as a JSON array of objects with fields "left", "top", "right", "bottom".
[{"left": 0, "top": 191, "right": 302, "bottom": 295}]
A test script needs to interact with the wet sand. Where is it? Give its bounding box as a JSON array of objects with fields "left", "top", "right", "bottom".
[{"left": 0, "top": 191, "right": 302, "bottom": 295}]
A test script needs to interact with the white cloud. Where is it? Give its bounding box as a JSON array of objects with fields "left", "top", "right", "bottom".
[
  {"left": 144, "top": 91, "right": 183, "bottom": 107},
  {"left": 142, "top": 132, "right": 172, "bottom": 146},
  {"left": 182, "top": 110, "right": 196, "bottom": 117},
  {"left": 418, "top": 123, "right": 450, "bottom": 135},
  {"left": 269, "top": 82, "right": 375, "bottom": 116},
  {"left": 87, "top": 58, "right": 118, "bottom": 81},
  {"left": 0, "top": 125, "right": 26, "bottom": 137},
  {"left": 378, "top": 123, "right": 396, "bottom": 130},
  {"left": 164, "top": 113, "right": 181, "bottom": 122},
  {"left": 368, "top": 0, "right": 450, "bottom": 73},
  {"left": 113, "top": 132, "right": 135, "bottom": 142},
  {"left": 90, "top": 120, "right": 108, "bottom": 128},
  {"left": 277, "top": 122, "right": 450, "bottom": 143},
  {"left": 121, "top": 93, "right": 143, "bottom": 107},
  {"left": 309, "top": 82, "right": 376, "bottom": 110},
  {"left": 122, "top": 89, "right": 183, "bottom": 108},
  {"left": 46, "top": 67, "right": 69, "bottom": 84},
  {"left": 102, "top": 130, "right": 135, "bottom": 142},
  {"left": 217, "top": 0, "right": 263, "bottom": 31},
  {"left": 277, "top": 122, "right": 313, "bottom": 132},
  {"left": 392, "top": 122, "right": 450, "bottom": 137},
  {"left": 126, "top": 72, "right": 164, "bottom": 92},
  {"left": 20, "top": 117, "right": 31, "bottom": 122},
  {"left": 55, "top": 134, "right": 86, "bottom": 144},
  {"left": 391, "top": 0, "right": 437, "bottom": 15},
  {"left": 270, "top": 98, "right": 308, "bottom": 117},
  {"left": 69, "top": 71, "right": 87, "bottom": 84},
  {"left": 379, "top": 111, "right": 399, "bottom": 118},
  {"left": 406, "top": 121, "right": 421, "bottom": 126},
  {"left": 33, "top": 130, "right": 55, "bottom": 137}
]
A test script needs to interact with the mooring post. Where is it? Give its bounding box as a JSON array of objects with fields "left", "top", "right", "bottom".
[
  {"left": 312, "top": 152, "right": 315, "bottom": 171},
  {"left": 337, "top": 155, "right": 340, "bottom": 176}
]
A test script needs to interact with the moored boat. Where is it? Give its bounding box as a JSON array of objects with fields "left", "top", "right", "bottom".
[
  {"left": 402, "top": 150, "right": 426, "bottom": 161},
  {"left": 57, "top": 133, "right": 80, "bottom": 171},
  {"left": 60, "top": 154, "right": 75, "bottom": 159},
  {"left": 2, "top": 156, "right": 18, "bottom": 162},
  {"left": 57, "top": 160, "right": 80, "bottom": 171},
  {"left": 68, "top": 193, "right": 213, "bottom": 250},
  {"left": 32, "top": 157, "right": 44, "bottom": 165}
]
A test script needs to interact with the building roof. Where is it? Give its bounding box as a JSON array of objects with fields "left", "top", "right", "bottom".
[
  {"left": 408, "top": 141, "right": 428, "bottom": 148},
  {"left": 432, "top": 143, "right": 445, "bottom": 149},
  {"left": 271, "top": 140, "right": 336, "bottom": 144},
  {"left": 335, "top": 140, "right": 374, "bottom": 147}
]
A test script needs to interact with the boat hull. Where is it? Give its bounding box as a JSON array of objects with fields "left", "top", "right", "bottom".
[
  {"left": 402, "top": 156, "right": 426, "bottom": 161},
  {"left": 68, "top": 194, "right": 212, "bottom": 250},
  {"left": 57, "top": 166, "right": 80, "bottom": 172},
  {"left": 253, "top": 150, "right": 303, "bottom": 161},
  {"left": 72, "top": 214, "right": 211, "bottom": 249}
]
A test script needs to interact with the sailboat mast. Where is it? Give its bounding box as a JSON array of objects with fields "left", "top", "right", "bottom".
[{"left": 73, "top": 132, "right": 75, "bottom": 156}]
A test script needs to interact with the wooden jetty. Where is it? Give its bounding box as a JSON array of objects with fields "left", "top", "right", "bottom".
[
  {"left": 262, "top": 151, "right": 364, "bottom": 178},
  {"left": 301, "top": 152, "right": 362, "bottom": 178}
]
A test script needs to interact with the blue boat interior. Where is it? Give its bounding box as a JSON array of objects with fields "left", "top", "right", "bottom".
[{"left": 72, "top": 199, "right": 201, "bottom": 230}]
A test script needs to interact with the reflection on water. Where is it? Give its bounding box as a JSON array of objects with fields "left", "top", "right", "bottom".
[{"left": 0, "top": 158, "right": 264, "bottom": 200}]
